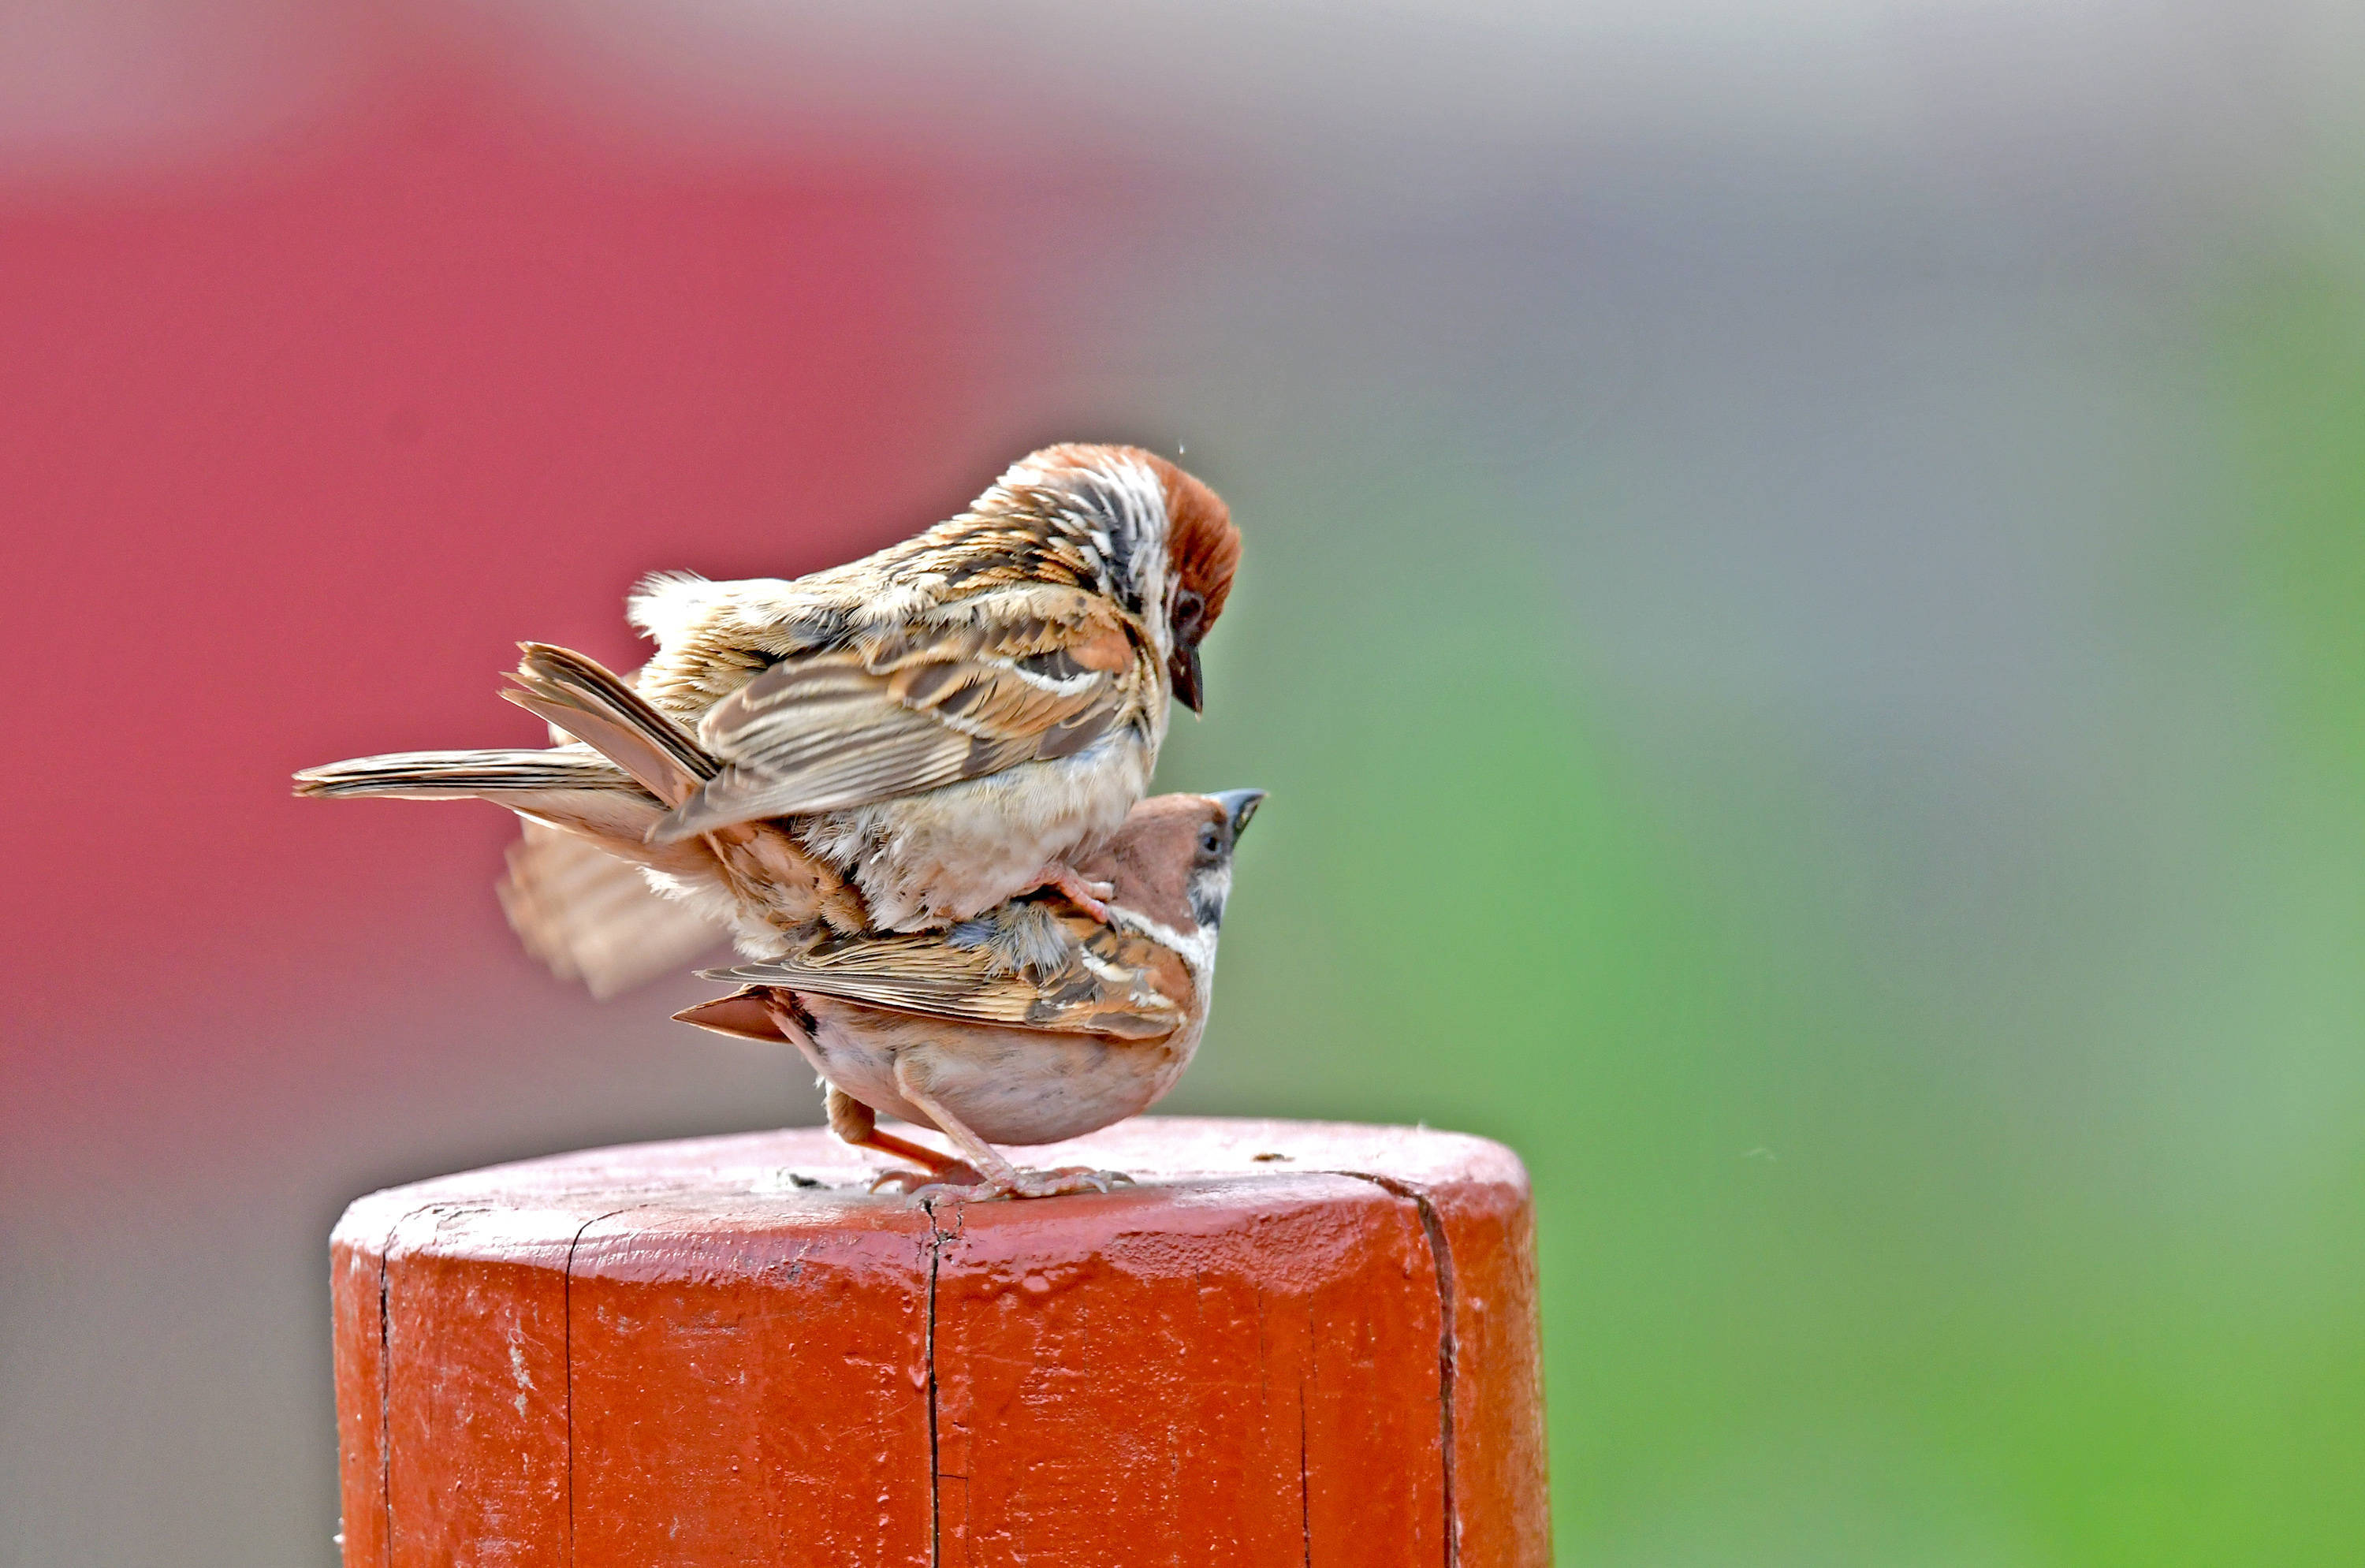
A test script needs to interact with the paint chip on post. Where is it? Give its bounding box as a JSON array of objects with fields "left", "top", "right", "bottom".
[{"left": 330, "top": 1118, "right": 1550, "bottom": 1567}]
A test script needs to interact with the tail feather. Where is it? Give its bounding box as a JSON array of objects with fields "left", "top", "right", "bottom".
[
  {"left": 292, "top": 642, "right": 811, "bottom": 1000},
  {"left": 292, "top": 747, "right": 639, "bottom": 800},
  {"left": 501, "top": 642, "right": 715, "bottom": 806},
  {"left": 295, "top": 645, "right": 712, "bottom": 816}
]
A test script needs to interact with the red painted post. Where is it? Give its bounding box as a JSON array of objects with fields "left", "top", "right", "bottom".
[{"left": 330, "top": 1118, "right": 1549, "bottom": 1566}]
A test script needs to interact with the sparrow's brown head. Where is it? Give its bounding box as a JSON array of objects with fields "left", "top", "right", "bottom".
[
  {"left": 1138, "top": 454, "right": 1238, "bottom": 714},
  {"left": 1079, "top": 788, "right": 1264, "bottom": 946},
  {"left": 1013, "top": 443, "right": 1238, "bottom": 713}
]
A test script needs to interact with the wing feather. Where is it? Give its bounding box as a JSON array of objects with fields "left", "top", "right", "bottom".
[
  {"left": 695, "top": 914, "right": 1188, "bottom": 1039},
  {"left": 499, "top": 820, "right": 726, "bottom": 997},
  {"left": 501, "top": 642, "right": 717, "bottom": 806},
  {"left": 650, "top": 594, "right": 1144, "bottom": 840}
]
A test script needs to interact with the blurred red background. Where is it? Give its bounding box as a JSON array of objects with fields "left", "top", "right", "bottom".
[
  {"left": 4, "top": 58, "right": 1106, "bottom": 1167},
  {"left": 0, "top": 37, "right": 1179, "bottom": 1556}
]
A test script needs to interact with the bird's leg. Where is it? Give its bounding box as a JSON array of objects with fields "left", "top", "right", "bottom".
[
  {"left": 888, "top": 1056, "right": 1134, "bottom": 1201},
  {"left": 759, "top": 991, "right": 977, "bottom": 1190},
  {"left": 883, "top": 1061, "right": 1026, "bottom": 1191},
  {"left": 823, "top": 1084, "right": 982, "bottom": 1192},
  {"left": 1028, "top": 860, "right": 1116, "bottom": 923}
]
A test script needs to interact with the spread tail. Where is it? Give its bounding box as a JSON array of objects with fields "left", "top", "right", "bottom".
[
  {"left": 293, "top": 643, "right": 713, "bottom": 812},
  {"left": 292, "top": 746, "right": 636, "bottom": 800},
  {"left": 292, "top": 643, "right": 815, "bottom": 998},
  {"left": 501, "top": 642, "right": 715, "bottom": 806}
]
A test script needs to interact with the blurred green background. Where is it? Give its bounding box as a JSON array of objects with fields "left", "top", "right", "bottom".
[
  {"left": 1142, "top": 253, "right": 2365, "bottom": 1562},
  {"left": 9, "top": 4, "right": 2365, "bottom": 1563}
]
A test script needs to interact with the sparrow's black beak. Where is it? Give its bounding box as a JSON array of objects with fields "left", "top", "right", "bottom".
[
  {"left": 1212, "top": 788, "right": 1266, "bottom": 840},
  {"left": 1169, "top": 641, "right": 1205, "bottom": 713}
]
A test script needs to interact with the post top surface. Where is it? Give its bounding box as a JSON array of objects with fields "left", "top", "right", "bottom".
[{"left": 334, "top": 1116, "right": 1527, "bottom": 1252}]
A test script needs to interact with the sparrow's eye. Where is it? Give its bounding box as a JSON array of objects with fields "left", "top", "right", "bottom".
[
  {"left": 1197, "top": 822, "right": 1223, "bottom": 857},
  {"left": 1171, "top": 587, "right": 1207, "bottom": 644}
]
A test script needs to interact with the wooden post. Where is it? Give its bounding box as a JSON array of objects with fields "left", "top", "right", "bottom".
[{"left": 330, "top": 1117, "right": 1548, "bottom": 1566}]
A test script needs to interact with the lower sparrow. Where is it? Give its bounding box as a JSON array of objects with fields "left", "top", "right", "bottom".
[{"left": 675, "top": 788, "right": 1264, "bottom": 1198}]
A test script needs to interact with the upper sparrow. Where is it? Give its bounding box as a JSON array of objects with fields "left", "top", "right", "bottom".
[
  {"left": 292, "top": 443, "right": 1238, "bottom": 989},
  {"left": 676, "top": 788, "right": 1265, "bottom": 1198},
  {"left": 625, "top": 441, "right": 1237, "bottom": 929}
]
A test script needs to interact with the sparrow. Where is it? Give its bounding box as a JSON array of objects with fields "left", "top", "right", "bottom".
[
  {"left": 623, "top": 441, "right": 1237, "bottom": 929},
  {"left": 675, "top": 788, "right": 1265, "bottom": 1199},
  {"left": 293, "top": 443, "right": 1238, "bottom": 992}
]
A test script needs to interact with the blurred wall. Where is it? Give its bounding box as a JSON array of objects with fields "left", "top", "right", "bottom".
[{"left": 7, "top": 3, "right": 2365, "bottom": 1564}]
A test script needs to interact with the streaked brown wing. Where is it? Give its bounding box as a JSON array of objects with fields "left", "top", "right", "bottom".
[
  {"left": 695, "top": 918, "right": 1188, "bottom": 1040},
  {"left": 650, "top": 594, "right": 1143, "bottom": 840}
]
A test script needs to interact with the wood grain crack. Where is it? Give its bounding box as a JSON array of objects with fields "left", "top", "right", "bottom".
[
  {"left": 563, "top": 1207, "right": 633, "bottom": 1568},
  {"left": 920, "top": 1196, "right": 952, "bottom": 1568},
  {"left": 376, "top": 1202, "right": 449, "bottom": 1568},
  {"left": 375, "top": 1224, "right": 394, "bottom": 1568},
  {"left": 1338, "top": 1173, "right": 1459, "bottom": 1568}
]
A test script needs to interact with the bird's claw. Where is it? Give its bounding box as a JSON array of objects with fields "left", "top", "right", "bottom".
[
  {"left": 1034, "top": 863, "right": 1118, "bottom": 924},
  {"left": 1008, "top": 1166, "right": 1137, "bottom": 1199},
  {"left": 869, "top": 1162, "right": 983, "bottom": 1194},
  {"left": 904, "top": 1167, "right": 1134, "bottom": 1201},
  {"left": 1045, "top": 1166, "right": 1134, "bottom": 1196}
]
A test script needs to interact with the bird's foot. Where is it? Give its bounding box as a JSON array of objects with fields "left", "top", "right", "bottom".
[
  {"left": 869, "top": 1162, "right": 983, "bottom": 1194},
  {"left": 900, "top": 1168, "right": 1133, "bottom": 1201},
  {"left": 1032, "top": 862, "right": 1116, "bottom": 923},
  {"left": 1026, "top": 1166, "right": 1134, "bottom": 1197},
  {"left": 1000, "top": 1166, "right": 1137, "bottom": 1200}
]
